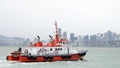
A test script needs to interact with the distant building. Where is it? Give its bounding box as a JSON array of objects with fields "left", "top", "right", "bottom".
[
  {"left": 90, "top": 35, "right": 97, "bottom": 46},
  {"left": 74, "top": 36, "right": 78, "bottom": 42},
  {"left": 77, "top": 35, "right": 82, "bottom": 42},
  {"left": 62, "top": 31, "right": 67, "bottom": 39},
  {"left": 58, "top": 28, "right": 62, "bottom": 35},
  {"left": 70, "top": 33, "right": 75, "bottom": 42},
  {"left": 58, "top": 28, "right": 62, "bottom": 38},
  {"left": 83, "top": 35, "right": 89, "bottom": 45},
  {"left": 104, "top": 30, "right": 113, "bottom": 41}
]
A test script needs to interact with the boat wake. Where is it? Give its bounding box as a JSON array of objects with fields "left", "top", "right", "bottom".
[
  {"left": 0, "top": 59, "right": 89, "bottom": 68},
  {"left": 82, "top": 59, "right": 88, "bottom": 62},
  {"left": 0, "top": 60, "right": 13, "bottom": 67}
]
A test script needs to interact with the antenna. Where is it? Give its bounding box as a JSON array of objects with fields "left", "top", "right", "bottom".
[
  {"left": 55, "top": 20, "right": 58, "bottom": 35},
  {"left": 55, "top": 20, "right": 59, "bottom": 43}
]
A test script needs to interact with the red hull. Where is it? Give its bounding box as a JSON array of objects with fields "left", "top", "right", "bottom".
[{"left": 7, "top": 54, "right": 85, "bottom": 62}]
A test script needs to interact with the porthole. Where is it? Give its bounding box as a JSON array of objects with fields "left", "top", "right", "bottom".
[{"left": 50, "top": 48, "right": 52, "bottom": 51}]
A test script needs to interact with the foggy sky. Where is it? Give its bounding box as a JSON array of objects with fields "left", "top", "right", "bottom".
[{"left": 0, "top": 0, "right": 120, "bottom": 40}]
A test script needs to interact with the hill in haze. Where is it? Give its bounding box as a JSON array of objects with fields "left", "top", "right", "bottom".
[{"left": 0, "top": 35, "right": 30, "bottom": 46}]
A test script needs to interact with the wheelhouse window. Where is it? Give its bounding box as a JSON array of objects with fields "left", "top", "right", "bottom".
[
  {"left": 59, "top": 48, "right": 62, "bottom": 51},
  {"left": 39, "top": 49, "right": 41, "bottom": 51},
  {"left": 55, "top": 48, "right": 62, "bottom": 51},
  {"left": 50, "top": 48, "right": 52, "bottom": 51},
  {"left": 55, "top": 48, "right": 57, "bottom": 51}
]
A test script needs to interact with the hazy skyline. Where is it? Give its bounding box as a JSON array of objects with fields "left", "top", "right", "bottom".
[{"left": 0, "top": 0, "right": 120, "bottom": 40}]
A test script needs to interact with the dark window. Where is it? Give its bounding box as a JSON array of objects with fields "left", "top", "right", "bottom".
[
  {"left": 60, "top": 48, "right": 62, "bottom": 50},
  {"left": 39, "top": 49, "right": 41, "bottom": 51},
  {"left": 59, "top": 42, "right": 62, "bottom": 43},
  {"left": 50, "top": 48, "right": 52, "bottom": 51},
  {"left": 55, "top": 48, "right": 57, "bottom": 51}
]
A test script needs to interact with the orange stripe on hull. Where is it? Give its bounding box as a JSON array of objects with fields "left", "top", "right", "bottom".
[
  {"left": 19, "top": 56, "right": 46, "bottom": 62},
  {"left": 36, "top": 56, "right": 45, "bottom": 62},
  {"left": 19, "top": 56, "right": 29, "bottom": 62},
  {"left": 70, "top": 54, "right": 80, "bottom": 61},
  {"left": 7, "top": 55, "right": 83, "bottom": 62},
  {"left": 7, "top": 55, "right": 19, "bottom": 61},
  {"left": 52, "top": 56, "right": 63, "bottom": 61}
]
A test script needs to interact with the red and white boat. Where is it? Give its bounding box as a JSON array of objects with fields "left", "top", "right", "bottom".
[{"left": 6, "top": 22, "right": 88, "bottom": 62}]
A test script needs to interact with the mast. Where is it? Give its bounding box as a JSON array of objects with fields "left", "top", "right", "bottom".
[{"left": 55, "top": 21, "right": 59, "bottom": 43}]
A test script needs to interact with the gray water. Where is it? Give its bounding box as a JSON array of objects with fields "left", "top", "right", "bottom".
[{"left": 0, "top": 46, "right": 120, "bottom": 68}]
